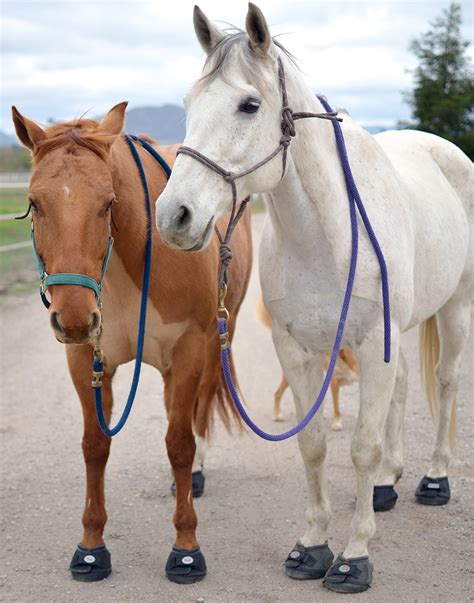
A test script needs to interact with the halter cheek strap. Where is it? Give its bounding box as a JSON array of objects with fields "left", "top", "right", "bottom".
[{"left": 31, "top": 220, "right": 114, "bottom": 310}]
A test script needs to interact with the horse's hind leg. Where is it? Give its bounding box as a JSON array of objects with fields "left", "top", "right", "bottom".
[
  {"left": 66, "top": 345, "right": 114, "bottom": 582},
  {"left": 330, "top": 375, "right": 343, "bottom": 431},
  {"left": 165, "top": 327, "right": 207, "bottom": 584},
  {"left": 272, "top": 325, "right": 334, "bottom": 581},
  {"left": 374, "top": 348, "right": 408, "bottom": 511},
  {"left": 416, "top": 296, "right": 471, "bottom": 505},
  {"left": 273, "top": 372, "right": 288, "bottom": 421}
]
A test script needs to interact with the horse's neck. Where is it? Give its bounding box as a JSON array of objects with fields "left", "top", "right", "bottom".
[
  {"left": 268, "top": 62, "right": 351, "bottom": 268},
  {"left": 109, "top": 138, "right": 149, "bottom": 261}
]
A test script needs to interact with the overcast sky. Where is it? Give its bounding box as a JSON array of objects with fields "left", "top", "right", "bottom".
[{"left": 1, "top": 0, "right": 472, "bottom": 135}]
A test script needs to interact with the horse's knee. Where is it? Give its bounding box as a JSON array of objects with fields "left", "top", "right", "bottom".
[
  {"left": 166, "top": 429, "right": 196, "bottom": 470},
  {"left": 351, "top": 434, "right": 382, "bottom": 474},
  {"left": 298, "top": 429, "right": 326, "bottom": 466},
  {"left": 82, "top": 434, "right": 110, "bottom": 464}
]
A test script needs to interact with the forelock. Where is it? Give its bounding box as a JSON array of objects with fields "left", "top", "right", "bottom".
[{"left": 189, "top": 29, "right": 296, "bottom": 101}]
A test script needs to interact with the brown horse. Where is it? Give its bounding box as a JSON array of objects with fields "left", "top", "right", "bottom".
[{"left": 12, "top": 102, "right": 252, "bottom": 583}]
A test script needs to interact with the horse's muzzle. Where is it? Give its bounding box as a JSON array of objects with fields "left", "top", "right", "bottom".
[{"left": 50, "top": 309, "right": 102, "bottom": 344}]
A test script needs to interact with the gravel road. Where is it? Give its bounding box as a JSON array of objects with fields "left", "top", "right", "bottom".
[{"left": 1, "top": 213, "right": 473, "bottom": 602}]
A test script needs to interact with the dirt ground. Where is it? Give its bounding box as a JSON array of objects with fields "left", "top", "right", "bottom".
[{"left": 1, "top": 213, "right": 473, "bottom": 602}]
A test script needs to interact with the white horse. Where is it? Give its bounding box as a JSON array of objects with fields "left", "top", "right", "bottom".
[{"left": 156, "top": 3, "right": 473, "bottom": 593}]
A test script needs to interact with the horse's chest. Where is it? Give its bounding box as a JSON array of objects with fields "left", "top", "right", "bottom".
[
  {"left": 99, "top": 256, "right": 188, "bottom": 373},
  {"left": 260, "top": 224, "right": 380, "bottom": 355}
]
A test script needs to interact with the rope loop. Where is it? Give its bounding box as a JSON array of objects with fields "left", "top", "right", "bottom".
[
  {"left": 219, "top": 242, "right": 233, "bottom": 266},
  {"left": 281, "top": 105, "right": 296, "bottom": 138}
]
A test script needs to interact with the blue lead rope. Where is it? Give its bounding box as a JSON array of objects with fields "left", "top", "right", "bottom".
[
  {"left": 93, "top": 135, "right": 171, "bottom": 437},
  {"left": 217, "top": 96, "right": 391, "bottom": 442}
]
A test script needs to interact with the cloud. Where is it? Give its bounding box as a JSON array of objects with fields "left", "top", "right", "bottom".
[{"left": 1, "top": 0, "right": 472, "bottom": 133}]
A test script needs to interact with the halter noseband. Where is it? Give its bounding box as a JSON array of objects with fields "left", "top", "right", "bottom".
[
  {"left": 176, "top": 57, "right": 342, "bottom": 289},
  {"left": 31, "top": 221, "right": 113, "bottom": 310}
]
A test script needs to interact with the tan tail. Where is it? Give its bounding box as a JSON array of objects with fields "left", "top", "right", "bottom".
[
  {"left": 194, "top": 335, "right": 244, "bottom": 440},
  {"left": 419, "top": 315, "right": 457, "bottom": 449},
  {"left": 256, "top": 294, "right": 272, "bottom": 329}
]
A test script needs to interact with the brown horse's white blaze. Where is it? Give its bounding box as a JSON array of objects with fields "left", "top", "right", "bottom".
[{"left": 12, "top": 103, "right": 252, "bottom": 579}]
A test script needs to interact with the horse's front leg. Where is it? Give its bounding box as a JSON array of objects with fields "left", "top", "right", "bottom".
[
  {"left": 165, "top": 327, "right": 207, "bottom": 584},
  {"left": 324, "top": 322, "right": 400, "bottom": 594},
  {"left": 272, "top": 324, "right": 335, "bottom": 581},
  {"left": 66, "top": 344, "right": 115, "bottom": 582}
]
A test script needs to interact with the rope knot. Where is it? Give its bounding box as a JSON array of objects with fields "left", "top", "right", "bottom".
[
  {"left": 223, "top": 172, "right": 234, "bottom": 183},
  {"left": 219, "top": 243, "right": 233, "bottom": 266},
  {"left": 281, "top": 106, "right": 296, "bottom": 139}
]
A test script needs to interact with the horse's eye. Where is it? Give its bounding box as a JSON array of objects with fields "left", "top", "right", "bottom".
[
  {"left": 239, "top": 97, "right": 261, "bottom": 114},
  {"left": 29, "top": 198, "right": 39, "bottom": 213}
]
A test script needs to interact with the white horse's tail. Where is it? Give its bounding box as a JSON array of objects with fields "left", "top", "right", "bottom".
[{"left": 419, "top": 315, "right": 457, "bottom": 449}]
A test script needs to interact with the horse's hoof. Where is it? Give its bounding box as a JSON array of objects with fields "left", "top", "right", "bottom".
[
  {"left": 323, "top": 554, "right": 373, "bottom": 593},
  {"left": 70, "top": 544, "right": 112, "bottom": 582},
  {"left": 272, "top": 414, "right": 284, "bottom": 422},
  {"left": 373, "top": 484, "right": 398, "bottom": 512},
  {"left": 415, "top": 475, "right": 450, "bottom": 505},
  {"left": 331, "top": 420, "right": 343, "bottom": 431},
  {"left": 170, "top": 470, "right": 206, "bottom": 498},
  {"left": 285, "top": 541, "right": 334, "bottom": 580},
  {"left": 165, "top": 546, "right": 207, "bottom": 584}
]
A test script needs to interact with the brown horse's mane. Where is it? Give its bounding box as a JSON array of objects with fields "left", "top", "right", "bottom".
[{"left": 35, "top": 119, "right": 117, "bottom": 165}]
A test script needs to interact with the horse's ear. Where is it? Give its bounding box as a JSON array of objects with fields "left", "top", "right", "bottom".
[
  {"left": 11, "top": 107, "right": 46, "bottom": 152},
  {"left": 246, "top": 3, "right": 271, "bottom": 55},
  {"left": 98, "top": 101, "right": 128, "bottom": 137},
  {"left": 193, "top": 5, "right": 224, "bottom": 54}
]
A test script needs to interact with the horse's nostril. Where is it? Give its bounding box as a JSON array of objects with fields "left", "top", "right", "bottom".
[
  {"left": 50, "top": 311, "right": 65, "bottom": 335},
  {"left": 175, "top": 205, "right": 192, "bottom": 231},
  {"left": 89, "top": 311, "right": 101, "bottom": 335}
]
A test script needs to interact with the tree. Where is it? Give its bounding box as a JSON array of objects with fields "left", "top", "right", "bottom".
[{"left": 405, "top": 2, "right": 474, "bottom": 159}]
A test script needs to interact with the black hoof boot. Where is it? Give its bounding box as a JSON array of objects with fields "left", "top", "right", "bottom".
[
  {"left": 70, "top": 544, "right": 112, "bottom": 582},
  {"left": 170, "top": 471, "right": 206, "bottom": 498},
  {"left": 323, "top": 554, "right": 373, "bottom": 593},
  {"left": 285, "top": 542, "right": 334, "bottom": 580},
  {"left": 165, "top": 546, "right": 207, "bottom": 584},
  {"left": 373, "top": 485, "right": 398, "bottom": 512},
  {"left": 415, "top": 475, "right": 450, "bottom": 505}
]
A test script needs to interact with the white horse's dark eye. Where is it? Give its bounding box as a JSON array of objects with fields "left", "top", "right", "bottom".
[{"left": 239, "top": 97, "right": 261, "bottom": 114}]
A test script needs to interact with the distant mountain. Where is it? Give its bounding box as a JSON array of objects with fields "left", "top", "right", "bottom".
[
  {"left": 0, "top": 131, "right": 19, "bottom": 147},
  {"left": 124, "top": 104, "right": 186, "bottom": 144},
  {"left": 0, "top": 104, "right": 392, "bottom": 149},
  {"left": 364, "top": 125, "right": 390, "bottom": 134}
]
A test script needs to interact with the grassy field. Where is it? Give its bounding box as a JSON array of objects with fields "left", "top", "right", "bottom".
[
  {"left": 0, "top": 188, "right": 31, "bottom": 246},
  {"left": 0, "top": 186, "right": 36, "bottom": 295}
]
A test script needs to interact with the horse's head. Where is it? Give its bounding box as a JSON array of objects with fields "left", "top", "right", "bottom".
[
  {"left": 156, "top": 3, "right": 286, "bottom": 251},
  {"left": 12, "top": 102, "right": 127, "bottom": 344}
]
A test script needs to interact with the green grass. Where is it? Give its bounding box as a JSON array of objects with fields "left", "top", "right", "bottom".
[
  {"left": 0, "top": 187, "right": 29, "bottom": 214},
  {"left": 251, "top": 193, "right": 266, "bottom": 214},
  {"left": 0, "top": 186, "right": 36, "bottom": 294},
  {"left": 0, "top": 187, "right": 31, "bottom": 247},
  {"left": 0, "top": 217, "right": 30, "bottom": 246}
]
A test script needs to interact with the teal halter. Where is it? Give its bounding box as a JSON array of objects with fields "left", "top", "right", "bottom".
[{"left": 31, "top": 220, "right": 114, "bottom": 310}]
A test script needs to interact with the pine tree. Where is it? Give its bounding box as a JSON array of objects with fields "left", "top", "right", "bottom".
[{"left": 406, "top": 2, "right": 473, "bottom": 159}]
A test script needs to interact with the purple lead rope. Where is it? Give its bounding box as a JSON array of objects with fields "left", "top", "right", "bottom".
[{"left": 218, "top": 96, "right": 390, "bottom": 442}]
